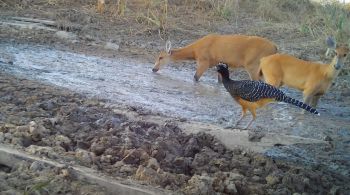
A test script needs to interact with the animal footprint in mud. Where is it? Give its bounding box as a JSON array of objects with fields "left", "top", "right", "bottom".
[{"left": 248, "top": 127, "right": 266, "bottom": 142}]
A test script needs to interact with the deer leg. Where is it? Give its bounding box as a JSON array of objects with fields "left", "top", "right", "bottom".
[
  {"left": 244, "top": 59, "right": 262, "bottom": 81},
  {"left": 302, "top": 90, "right": 315, "bottom": 114},
  {"left": 311, "top": 95, "right": 322, "bottom": 108},
  {"left": 194, "top": 60, "right": 210, "bottom": 82},
  {"left": 246, "top": 66, "right": 260, "bottom": 81}
]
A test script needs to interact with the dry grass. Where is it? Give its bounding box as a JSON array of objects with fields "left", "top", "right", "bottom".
[
  {"left": 2, "top": 0, "right": 349, "bottom": 46},
  {"left": 242, "top": 0, "right": 350, "bottom": 45},
  {"left": 301, "top": 2, "right": 350, "bottom": 44}
]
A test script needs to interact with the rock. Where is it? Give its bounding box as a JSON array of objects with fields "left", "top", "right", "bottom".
[
  {"left": 84, "top": 35, "right": 95, "bottom": 41},
  {"left": 29, "top": 161, "right": 45, "bottom": 172},
  {"left": 75, "top": 149, "right": 92, "bottom": 164},
  {"left": 55, "top": 31, "right": 77, "bottom": 40},
  {"left": 100, "top": 155, "right": 113, "bottom": 164},
  {"left": 11, "top": 135, "right": 32, "bottom": 147},
  {"left": 151, "top": 148, "right": 166, "bottom": 161},
  {"left": 184, "top": 137, "right": 200, "bottom": 157},
  {"left": 29, "top": 121, "right": 49, "bottom": 142},
  {"left": 15, "top": 125, "right": 29, "bottom": 132},
  {"left": 122, "top": 148, "right": 149, "bottom": 165},
  {"left": 266, "top": 174, "right": 281, "bottom": 186},
  {"left": 60, "top": 169, "right": 70, "bottom": 177},
  {"left": 252, "top": 175, "right": 261, "bottom": 182},
  {"left": 77, "top": 140, "right": 90, "bottom": 150},
  {"left": 90, "top": 142, "right": 106, "bottom": 156},
  {"left": 225, "top": 182, "right": 238, "bottom": 194},
  {"left": 4, "top": 133, "right": 13, "bottom": 140},
  {"left": 25, "top": 145, "right": 56, "bottom": 158},
  {"left": 55, "top": 134, "right": 72, "bottom": 151},
  {"left": 135, "top": 165, "right": 163, "bottom": 185},
  {"left": 184, "top": 174, "right": 215, "bottom": 195},
  {"left": 147, "top": 157, "right": 160, "bottom": 170},
  {"left": 324, "top": 135, "right": 333, "bottom": 141},
  {"left": 120, "top": 164, "right": 136, "bottom": 175},
  {"left": 113, "top": 160, "right": 125, "bottom": 168},
  {"left": 191, "top": 147, "right": 219, "bottom": 173},
  {"left": 48, "top": 117, "right": 59, "bottom": 126},
  {"left": 39, "top": 100, "right": 56, "bottom": 111},
  {"left": 253, "top": 168, "right": 263, "bottom": 176},
  {"left": 282, "top": 174, "right": 305, "bottom": 192},
  {"left": 10, "top": 137, "right": 22, "bottom": 146},
  {"left": 104, "top": 42, "right": 120, "bottom": 51},
  {"left": 227, "top": 172, "right": 244, "bottom": 181},
  {"left": 212, "top": 175, "right": 225, "bottom": 192}
]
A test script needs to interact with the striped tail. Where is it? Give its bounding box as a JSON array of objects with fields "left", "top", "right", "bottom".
[{"left": 281, "top": 96, "right": 320, "bottom": 115}]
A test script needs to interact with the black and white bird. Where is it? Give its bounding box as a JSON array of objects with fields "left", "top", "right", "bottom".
[{"left": 216, "top": 63, "right": 319, "bottom": 129}]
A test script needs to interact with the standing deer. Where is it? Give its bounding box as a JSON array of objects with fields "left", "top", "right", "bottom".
[
  {"left": 259, "top": 37, "right": 349, "bottom": 107},
  {"left": 153, "top": 34, "right": 277, "bottom": 82}
]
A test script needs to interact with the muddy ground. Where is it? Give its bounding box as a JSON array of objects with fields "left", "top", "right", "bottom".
[
  {"left": 0, "top": 73, "right": 349, "bottom": 195},
  {"left": 1, "top": 1, "right": 350, "bottom": 195}
]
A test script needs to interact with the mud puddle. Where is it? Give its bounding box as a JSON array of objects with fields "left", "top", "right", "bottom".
[{"left": 1, "top": 42, "right": 350, "bottom": 177}]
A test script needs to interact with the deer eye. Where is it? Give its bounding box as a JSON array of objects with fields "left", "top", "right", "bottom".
[
  {"left": 344, "top": 54, "right": 347, "bottom": 57},
  {"left": 159, "top": 57, "right": 163, "bottom": 60}
]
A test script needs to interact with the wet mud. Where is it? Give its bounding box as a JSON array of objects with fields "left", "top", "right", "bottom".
[{"left": 0, "top": 42, "right": 350, "bottom": 194}]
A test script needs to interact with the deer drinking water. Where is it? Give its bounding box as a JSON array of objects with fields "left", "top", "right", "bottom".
[{"left": 153, "top": 34, "right": 277, "bottom": 82}]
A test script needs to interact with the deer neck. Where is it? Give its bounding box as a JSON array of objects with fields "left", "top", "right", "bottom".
[
  {"left": 170, "top": 45, "right": 195, "bottom": 61},
  {"left": 326, "top": 56, "right": 341, "bottom": 79}
]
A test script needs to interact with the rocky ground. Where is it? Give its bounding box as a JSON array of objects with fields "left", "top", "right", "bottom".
[
  {"left": 0, "top": 159, "right": 107, "bottom": 195},
  {"left": 0, "top": 73, "right": 349, "bottom": 195},
  {"left": 1, "top": 1, "right": 350, "bottom": 194}
]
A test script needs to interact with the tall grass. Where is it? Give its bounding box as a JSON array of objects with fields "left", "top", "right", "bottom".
[
  {"left": 242, "top": 0, "right": 349, "bottom": 45},
  {"left": 97, "top": 0, "right": 239, "bottom": 36},
  {"left": 301, "top": 1, "right": 350, "bottom": 44},
  {"left": 136, "top": 0, "right": 169, "bottom": 33}
]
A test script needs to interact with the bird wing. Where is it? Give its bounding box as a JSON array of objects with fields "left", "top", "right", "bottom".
[{"left": 234, "top": 80, "right": 284, "bottom": 102}]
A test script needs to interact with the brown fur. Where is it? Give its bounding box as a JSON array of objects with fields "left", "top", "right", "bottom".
[
  {"left": 259, "top": 45, "right": 349, "bottom": 107},
  {"left": 97, "top": 0, "right": 105, "bottom": 14},
  {"left": 153, "top": 34, "right": 277, "bottom": 81}
]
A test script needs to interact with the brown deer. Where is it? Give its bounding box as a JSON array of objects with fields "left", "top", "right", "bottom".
[
  {"left": 259, "top": 37, "right": 349, "bottom": 107},
  {"left": 153, "top": 34, "right": 277, "bottom": 82}
]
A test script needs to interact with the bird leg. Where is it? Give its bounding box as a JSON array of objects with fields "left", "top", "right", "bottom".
[
  {"left": 244, "top": 109, "right": 256, "bottom": 129},
  {"left": 224, "top": 108, "right": 247, "bottom": 129},
  {"left": 244, "top": 117, "right": 255, "bottom": 129},
  {"left": 234, "top": 113, "right": 245, "bottom": 127}
]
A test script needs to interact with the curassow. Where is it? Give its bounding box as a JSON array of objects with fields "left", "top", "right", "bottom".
[{"left": 216, "top": 63, "right": 319, "bottom": 129}]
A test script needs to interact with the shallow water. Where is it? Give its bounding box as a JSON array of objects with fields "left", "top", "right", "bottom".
[{"left": 1, "top": 43, "right": 349, "bottom": 174}]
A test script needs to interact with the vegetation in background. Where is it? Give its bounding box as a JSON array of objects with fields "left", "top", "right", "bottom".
[{"left": 1, "top": 0, "right": 349, "bottom": 44}]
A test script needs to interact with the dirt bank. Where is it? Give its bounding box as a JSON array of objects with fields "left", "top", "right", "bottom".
[{"left": 0, "top": 72, "right": 349, "bottom": 194}]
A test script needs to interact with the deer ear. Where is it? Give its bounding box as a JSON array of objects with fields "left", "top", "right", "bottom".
[
  {"left": 165, "top": 40, "right": 172, "bottom": 54},
  {"left": 326, "top": 36, "right": 336, "bottom": 49}
]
